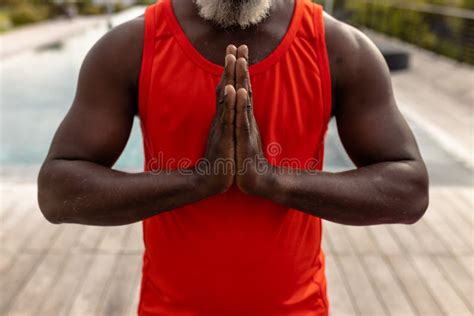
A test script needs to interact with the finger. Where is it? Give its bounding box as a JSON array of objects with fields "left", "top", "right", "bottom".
[
  {"left": 236, "top": 57, "right": 248, "bottom": 91},
  {"left": 237, "top": 44, "right": 248, "bottom": 61},
  {"left": 227, "top": 44, "right": 238, "bottom": 56},
  {"left": 224, "top": 54, "right": 236, "bottom": 86},
  {"left": 235, "top": 57, "right": 253, "bottom": 112},
  {"left": 220, "top": 85, "right": 236, "bottom": 131},
  {"left": 218, "top": 53, "right": 236, "bottom": 89},
  {"left": 216, "top": 54, "right": 236, "bottom": 112},
  {"left": 224, "top": 44, "right": 237, "bottom": 86},
  {"left": 236, "top": 88, "right": 250, "bottom": 135},
  {"left": 237, "top": 45, "right": 252, "bottom": 90},
  {"left": 216, "top": 45, "right": 236, "bottom": 89}
]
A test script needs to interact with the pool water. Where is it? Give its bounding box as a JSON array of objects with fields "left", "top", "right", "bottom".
[{"left": 0, "top": 8, "right": 146, "bottom": 170}]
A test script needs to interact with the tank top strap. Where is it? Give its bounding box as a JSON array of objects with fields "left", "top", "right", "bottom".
[
  {"left": 139, "top": 1, "right": 171, "bottom": 123},
  {"left": 311, "top": 3, "right": 333, "bottom": 128},
  {"left": 139, "top": 4, "right": 156, "bottom": 123}
]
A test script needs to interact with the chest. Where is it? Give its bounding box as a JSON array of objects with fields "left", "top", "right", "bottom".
[{"left": 142, "top": 38, "right": 328, "bottom": 167}]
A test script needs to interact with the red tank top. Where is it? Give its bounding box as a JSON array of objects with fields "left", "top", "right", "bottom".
[{"left": 138, "top": 0, "right": 332, "bottom": 314}]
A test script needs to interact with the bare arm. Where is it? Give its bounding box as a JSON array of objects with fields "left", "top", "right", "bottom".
[
  {"left": 37, "top": 20, "right": 238, "bottom": 226},
  {"left": 234, "top": 20, "right": 429, "bottom": 225}
]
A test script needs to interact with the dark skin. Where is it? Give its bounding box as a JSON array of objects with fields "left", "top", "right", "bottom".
[{"left": 38, "top": 0, "right": 429, "bottom": 226}]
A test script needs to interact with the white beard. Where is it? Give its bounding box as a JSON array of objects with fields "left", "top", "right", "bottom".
[{"left": 193, "top": 0, "right": 273, "bottom": 29}]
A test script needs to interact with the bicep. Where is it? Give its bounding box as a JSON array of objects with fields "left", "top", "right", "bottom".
[
  {"left": 333, "top": 27, "right": 421, "bottom": 167},
  {"left": 46, "top": 24, "right": 140, "bottom": 167}
]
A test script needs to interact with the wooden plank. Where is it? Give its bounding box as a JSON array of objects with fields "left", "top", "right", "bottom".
[
  {"left": 434, "top": 203, "right": 473, "bottom": 252},
  {"left": 125, "top": 270, "right": 142, "bottom": 316},
  {"left": 436, "top": 256, "right": 474, "bottom": 311},
  {"left": 123, "top": 223, "right": 144, "bottom": 253},
  {"left": 362, "top": 255, "right": 416, "bottom": 316},
  {"left": 96, "top": 225, "right": 131, "bottom": 253},
  {"left": 458, "top": 256, "right": 474, "bottom": 279},
  {"left": 343, "top": 226, "right": 378, "bottom": 255},
  {"left": 68, "top": 254, "right": 120, "bottom": 316},
  {"left": 74, "top": 225, "right": 107, "bottom": 251},
  {"left": 0, "top": 254, "right": 41, "bottom": 314},
  {"left": 1, "top": 197, "right": 42, "bottom": 253},
  {"left": 325, "top": 254, "right": 359, "bottom": 316},
  {"left": 321, "top": 221, "right": 333, "bottom": 256},
  {"left": 367, "top": 225, "right": 402, "bottom": 256},
  {"left": 1, "top": 213, "right": 40, "bottom": 253},
  {"left": 407, "top": 219, "right": 451, "bottom": 255},
  {"left": 7, "top": 253, "right": 65, "bottom": 316},
  {"left": 428, "top": 190, "right": 473, "bottom": 251},
  {"left": 36, "top": 253, "right": 94, "bottom": 316},
  {"left": 422, "top": 201, "right": 471, "bottom": 255},
  {"left": 0, "top": 251, "right": 14, "bottom": 273},
  {"left": 36, "top": 225, "right": 98, "bottom": 315},
  {"left": 96, "top": 254, "right": 142, "bottom": 316},
  {"left": 0, "top": 194, "right": 23, "bottom": 229},
  {"left": 50, "top": 224, "right": 85, "bottom": 253},
  {"left": 96, "top": 225, "right": 142, "bottom": 315},
  {"left": 411, "top": 255, "right": 471, "bottom": 315},
  {"left": 387, "top": 224, "right": 425, "bottom": 255},
  {"left": 323, "top": 221, "right": 356, "bottom": 256},
  {"left": 24, "top": 220, "right": 64, "bottom": 252},
  {"left": 338, "top": 255, "right": 387, "bottom": 315},
  {"left": 2, "top": 212, "right": 72, "bottom": 314},
  {"left": 389, "top": 255, "right": 444, "bottom": 316},
  {"left": 448, "top": 187, "right": 474, "bottom": 224}
]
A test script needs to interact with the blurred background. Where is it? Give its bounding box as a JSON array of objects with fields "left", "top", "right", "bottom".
[{"left": 0, "top": 0, "right": 472, "bottom": 315}]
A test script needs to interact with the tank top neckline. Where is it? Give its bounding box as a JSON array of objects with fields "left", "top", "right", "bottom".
[{"left": 162, "top": 0, "right": 304, "bottom": 76}]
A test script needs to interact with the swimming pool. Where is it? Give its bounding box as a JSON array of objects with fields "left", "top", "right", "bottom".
[{"left": 0, "top": 8, "right": 146, "bottom": 170}]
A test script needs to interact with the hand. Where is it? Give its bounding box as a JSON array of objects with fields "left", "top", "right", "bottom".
[
  {"left": 201, "top": 45, "right": 238, "bottom": 194},
  {"left": 234, "top": 45, "right": 273, "bottom": 195}
]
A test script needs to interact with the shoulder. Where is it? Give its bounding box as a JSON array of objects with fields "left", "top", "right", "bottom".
[
  {"left": 81, "top": 16, "right": 145, "bottom": 88},
  {"left": 322, "top": 13, "right": 389, "bottom": 87}
]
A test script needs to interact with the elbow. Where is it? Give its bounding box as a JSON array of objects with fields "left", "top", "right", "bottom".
[
  {"left": 38, "top": 192, "right": 63, "bottom": 224},
  {"left": 402, "top": 188, "right": 429, "bottom": 225},
  {"left": 39, "top": 204, "right": 62, "bottom": 224},
  {"left": 37, "top": 162, "right": 64, "bottom": 224},
  {"left": 399, "top": 164, "right": 430, "bottom": 225},
  {"left": 376, "top": 160, "right": 429, "bottom": 225}
]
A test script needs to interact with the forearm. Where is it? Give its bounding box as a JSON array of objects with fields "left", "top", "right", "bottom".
[
  {"left": 259, "top": 160, "right": 429, "bottom": 226},
  {"left": 38, "top": 159, "right": 212, "bottom": 226}
]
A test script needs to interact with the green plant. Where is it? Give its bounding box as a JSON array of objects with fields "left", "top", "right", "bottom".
[
  {"left": 0, "top": 10, "right": 12, "bottom": 32},
  {"left": 9, "top": 2, "right": 49, "bottom": 26},
  {"left": 325, "top": 0, "right": 474, "bottom": 65},
  {"left": 135, "top": 0, "right": 156, "bottom": 4}
]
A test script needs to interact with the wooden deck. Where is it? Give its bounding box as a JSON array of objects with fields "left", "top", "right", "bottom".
[{"left": 1, "top": 183, "right": 472, "bottom": 316}]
